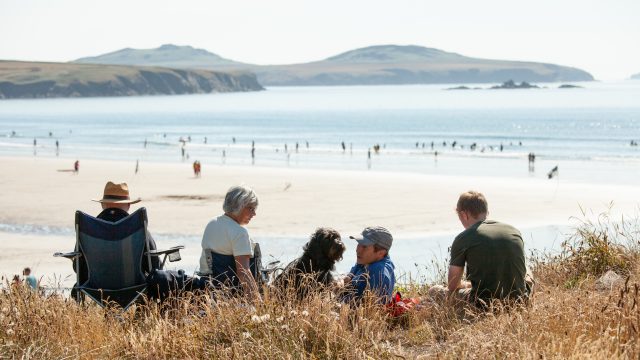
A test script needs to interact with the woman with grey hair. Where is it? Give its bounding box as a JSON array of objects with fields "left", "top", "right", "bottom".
[{"left": 199, "top": 185, "right": 260, "bottom": 298}]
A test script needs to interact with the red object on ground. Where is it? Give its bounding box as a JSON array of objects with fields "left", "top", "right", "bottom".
[{"left": 386, "top": 292, "right": 420, "bottom": 317}]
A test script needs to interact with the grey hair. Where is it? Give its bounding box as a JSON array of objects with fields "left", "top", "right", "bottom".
[{"left": 223, "top": 185, "right": 258, "bottom": 215}]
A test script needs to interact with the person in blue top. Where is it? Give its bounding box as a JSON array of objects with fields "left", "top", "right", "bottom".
[
  {"left": 342, "top": 226, "right": 395, "bottom": 304},
  {"left": 22, "top": 267, "right": 37, "bottom": 290}
]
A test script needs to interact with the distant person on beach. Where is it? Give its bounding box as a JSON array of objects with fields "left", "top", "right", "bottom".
[
  {"left": 11, "top": 274, "right": 21, "bottom": 288},
  {"left": 199, "top": 185, "right": 261, "bottom": 300},
  {"left": 193, "top": 160, "right": 201, "bottom": 177},
  {"left": 74, "top": 160, "right": 79, "bottom": 174},
  {"left": 55, "top": 140, "right": 59, "bottom": 155},
  {"left": 528, "top": 152, "right": 536, "bottom": 172},
  {"left": 340, "top": 226, "right": 395, "bottom": 304},
  {"left": 135, "top": 160, "right": 139, "bottom": 174},
  {"left": 22, "top": 267, "right": 37, "bottom": 290},
  {"left": 427, "top": 191, "right": 530, "bottom": 308},
  {"left": 341, "top": 141, "right": 346, "bottom": 153},
  {"left": 71, "top": 182, "right": 161, "bottom": 298}
]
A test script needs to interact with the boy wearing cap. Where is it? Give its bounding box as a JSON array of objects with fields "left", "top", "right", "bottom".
[{"left": 342, "top": 226, "right": 396, "bottom": 304}]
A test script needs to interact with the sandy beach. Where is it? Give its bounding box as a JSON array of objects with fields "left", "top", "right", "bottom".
[{"left": 1, "top": 155, "right": 639, "bottom": 286}]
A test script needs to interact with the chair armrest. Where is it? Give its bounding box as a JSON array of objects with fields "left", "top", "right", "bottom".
[
  {"left": 147, "top": 245, "right": 184, "bottom": 256},
  {"left": 147, "top": 246, "right": 184, "bottom": 267},
  {"left": 53, "top": 251, "right": 81, "bottom": 260}
]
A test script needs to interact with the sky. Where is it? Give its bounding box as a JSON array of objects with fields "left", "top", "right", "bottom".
[{"left": 1, "top": 0, "right": 639, "bottom": 80}]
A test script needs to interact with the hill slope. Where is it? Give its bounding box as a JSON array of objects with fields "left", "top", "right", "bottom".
[
  {"left": 0, "top": 61, "right": 263, "bottom": 99},
  {"left": 75, "top": 44, "right": 595, "bottom": 85},
  {"left": 76, "top": 44, "right": 246, "bottom": 69}
]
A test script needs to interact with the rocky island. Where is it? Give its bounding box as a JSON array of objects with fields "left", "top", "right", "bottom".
[
  {"left": 558, "top": 84, "right": 583, "bottom": 88},
  {"left": 0, "top": 60, "right": 263, "bottom": 99},
  {"left": 490, "top": 80, "right": 539, "bottom": 89}
]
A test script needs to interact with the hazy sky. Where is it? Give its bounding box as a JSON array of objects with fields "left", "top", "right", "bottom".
[{"left": 1, "top": 0, "right": 638, "bottom": 80}]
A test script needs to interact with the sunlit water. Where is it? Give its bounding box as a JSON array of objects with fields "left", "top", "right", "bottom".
[{"left": 1, "top": 81, "right": 639, "bottom": 184}]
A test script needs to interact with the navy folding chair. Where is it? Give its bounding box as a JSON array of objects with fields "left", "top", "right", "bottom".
[{"left": 55, "top": 208, "right": 183, "bottom": 310}]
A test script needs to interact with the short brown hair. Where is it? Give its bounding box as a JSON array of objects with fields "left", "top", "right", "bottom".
[{"left": 456, "top": 191, "right": 488, "bottom": 217}]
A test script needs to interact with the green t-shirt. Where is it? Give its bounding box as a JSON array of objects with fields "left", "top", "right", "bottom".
[{"left": 450, "top": 220, "right": 526, "bottom": 302}]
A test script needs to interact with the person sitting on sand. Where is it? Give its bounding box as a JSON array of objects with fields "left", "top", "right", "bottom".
[
  {"left": 428, "top": 191, "right": 531, "bottom": 307},
  {"left": 341, "top": 226, "right": 396, "bottom": 304},
  {"left": 199, "top": 185, "right": 261, "bottom": 299}
]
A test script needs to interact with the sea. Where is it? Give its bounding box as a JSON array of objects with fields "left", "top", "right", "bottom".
[{"left": 1, "top": 81, "right": 639, "bottom": 276}]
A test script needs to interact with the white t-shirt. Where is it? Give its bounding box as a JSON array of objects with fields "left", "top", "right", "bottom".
[{"left": 199, "top": 214, "right": 254, "bottom": 275}]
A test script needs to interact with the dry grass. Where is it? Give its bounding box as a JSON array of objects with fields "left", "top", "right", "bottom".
[{"left": 2, "top": 212, "right": 639, "bottom": 359}]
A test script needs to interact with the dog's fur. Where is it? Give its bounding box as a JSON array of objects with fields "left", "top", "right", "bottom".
[{"left": 274, "top": 227, "right": 346, "bottom": 298}]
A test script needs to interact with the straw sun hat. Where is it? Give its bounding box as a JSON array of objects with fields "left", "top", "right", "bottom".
[{"left": 92, "top": 181, "right": 141, "bottom": 204}]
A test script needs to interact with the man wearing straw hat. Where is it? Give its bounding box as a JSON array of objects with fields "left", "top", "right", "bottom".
[{"left": 73, "top": 182, "right": 160, "bottom": 288}]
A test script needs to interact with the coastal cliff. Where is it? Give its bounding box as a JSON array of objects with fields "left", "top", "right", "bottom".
[
  {"left": 0, "top": 61, "right": 263, "bottom": 99},
  {"left": 76, "top": 44, "right": 595, "bottom": 86}
]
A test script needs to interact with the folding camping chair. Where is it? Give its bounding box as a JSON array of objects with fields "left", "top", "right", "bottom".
[{"left": 54, "top": 208, "right": 183, "bottom": 310}]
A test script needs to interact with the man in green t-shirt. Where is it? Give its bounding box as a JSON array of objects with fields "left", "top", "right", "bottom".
[{"left": 429, "top": 191, "right": 530, "bottom": 307}]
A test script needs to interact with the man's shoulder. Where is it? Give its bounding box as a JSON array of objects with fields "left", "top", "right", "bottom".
[
  {"left": 478, "top": 220, "right": 521, "bottom": 235},
  {"left": 453, "top": 225, "right": 478, "bottom": 243}
]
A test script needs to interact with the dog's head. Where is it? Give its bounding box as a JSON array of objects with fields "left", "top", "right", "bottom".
[{"left": 303, "top": 227, "right": 346, "bottom": 269}]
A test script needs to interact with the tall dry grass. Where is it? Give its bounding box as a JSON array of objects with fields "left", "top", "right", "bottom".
[{"left": 1, "top": 211, "right": 639, "bottom": 359}]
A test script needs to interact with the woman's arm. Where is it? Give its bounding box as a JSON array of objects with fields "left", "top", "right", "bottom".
[{"left": 235, "top": 255, "right": 260, "bottom": 301}]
